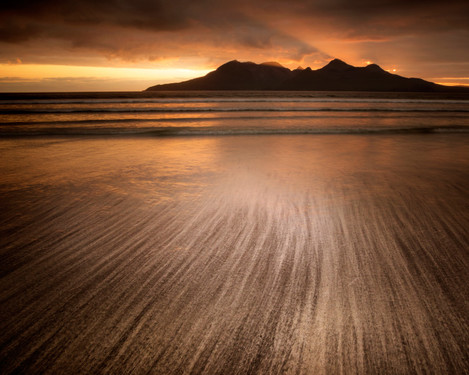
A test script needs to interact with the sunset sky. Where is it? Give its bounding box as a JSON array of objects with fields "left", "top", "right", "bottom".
[{"left": 1, "top": 0, "right": 469, "bottom": 92}]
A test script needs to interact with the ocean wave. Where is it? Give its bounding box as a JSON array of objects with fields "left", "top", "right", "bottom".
[
  {"left": 2, "top": 98, "right": 469, "bottom": 105},
  {"left": 6, "top": 113, "right": 469, "bottom": 126},
  {"left": 2, "top": 107, "right": 469, "bottom": 115},
  {"left": 1, "top": 125, "right": 468, "bottom": 137}
]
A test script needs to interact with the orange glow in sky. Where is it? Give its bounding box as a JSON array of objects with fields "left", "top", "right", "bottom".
[
  {"left": 1, "top": 0, "right": 468, "bottom": 91},
  {"left": 0, "top": 63, "right": 211, "bottom": 92}
]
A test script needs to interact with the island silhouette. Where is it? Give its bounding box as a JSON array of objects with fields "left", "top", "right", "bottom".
[{"left": 146, "top": 59, "right": 468, "bottom": 92}]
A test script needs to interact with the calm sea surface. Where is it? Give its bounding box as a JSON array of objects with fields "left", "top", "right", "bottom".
[{"left": 1, "top": 91, "right": 468, "bottom": 374}]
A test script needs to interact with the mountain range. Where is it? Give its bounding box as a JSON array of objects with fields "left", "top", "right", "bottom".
[{"left": 146, "top": 59, "right": 468, "bottom": 92}]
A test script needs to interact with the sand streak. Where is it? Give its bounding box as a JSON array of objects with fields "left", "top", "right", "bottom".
[{"left": 1, "top": 135, "right": 468, "bottom": 374}]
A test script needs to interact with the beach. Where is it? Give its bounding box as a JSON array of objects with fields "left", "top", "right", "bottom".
[{"left": 1, "top": 133, "right": 468, "bottom": 373}]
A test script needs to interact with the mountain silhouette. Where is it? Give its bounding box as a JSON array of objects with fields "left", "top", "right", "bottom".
[{"left": 146, "top": 59, "right": 468, "bottom": 92}]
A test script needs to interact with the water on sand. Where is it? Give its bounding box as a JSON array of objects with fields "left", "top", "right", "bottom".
[
  {"left": 1, "top": 133, "right": 468, "bottom": 374},
  {"left": 1, "top": 91, "right": 469, "bottom": 136}
]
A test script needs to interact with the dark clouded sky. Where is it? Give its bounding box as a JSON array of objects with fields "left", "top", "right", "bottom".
[{"left": 1, "top": 0, "right": 469, "bottom": 91}]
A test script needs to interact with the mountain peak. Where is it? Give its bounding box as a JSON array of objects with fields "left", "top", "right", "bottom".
[
  {"left": 216, "top": 60, "right": 257, "bottom": 73},
  {"left": 321, "top": 59, "right": 354, "bottom": 71},
  {"left": 260, "top": 61, "right": 285, "bottom": 68},
  {"left": 330, "top": 58, "right": 347, "bottom": 64},
  {"left": 364, "top": 63, "right": 386, "bottom": 73},
  {"left": 216, "top": 60, "right": 240, "bottom": 69},
  {"left": 146, "top": 58, "right": 462, "bottom": 92}
]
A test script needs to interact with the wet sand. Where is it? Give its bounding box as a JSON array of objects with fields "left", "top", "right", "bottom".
[{"left": 0, "top": 135, "right": 468, "bottom": 374}]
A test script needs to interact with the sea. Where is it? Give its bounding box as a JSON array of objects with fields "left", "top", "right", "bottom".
[
  {"left": 1, "top": 91, "right": 469, "bottom": 374},
  {"left": 1, "top": 90, "right": 468, "bottom": 136}
]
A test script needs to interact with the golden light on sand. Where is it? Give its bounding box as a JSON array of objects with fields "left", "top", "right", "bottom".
[{"left": 2, "top": 133, "right": 469, "bottom": 373}]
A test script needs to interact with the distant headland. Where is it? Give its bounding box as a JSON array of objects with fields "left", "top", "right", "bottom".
[{"left": 146, "top": 59, "right": 469, "bottom": 92}]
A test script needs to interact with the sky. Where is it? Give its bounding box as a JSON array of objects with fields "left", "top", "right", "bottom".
[{"left": 1, "top": 0, "right": 469, "bottom": 92}]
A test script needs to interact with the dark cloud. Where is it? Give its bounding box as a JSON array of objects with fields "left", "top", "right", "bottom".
[
  {"left": 0, "top": 0, "right": 468, "bottom": 78},
  {"left": 0, "top": 21, "right": 42, "bottom": 43},
  {"left": 1, "top": 0, "right": 193, "bottom": 29},
  {"left": 286, "top": 0, "right": 469, "bottom": 37},
  {"left": 2, "top": 0, "right": 469, "bottom": 41},
  {"left": 0, "top": 0, "right": 329, "bottom": 66},
  {"left": 0, "top": 0, "right": 324, "bottom": 63}
]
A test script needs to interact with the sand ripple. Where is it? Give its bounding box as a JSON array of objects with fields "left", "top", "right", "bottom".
[{"left": 0, "top": 135, "right": 468, "bottom": 374}]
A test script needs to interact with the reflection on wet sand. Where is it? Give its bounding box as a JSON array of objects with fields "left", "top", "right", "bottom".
[{"left": 1, "top": 135, "right": 468, "bottom": 374}]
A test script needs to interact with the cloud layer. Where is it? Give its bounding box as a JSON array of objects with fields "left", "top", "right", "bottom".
[{"left": 1, "top": 0, "right": 468, "bottom": 86}]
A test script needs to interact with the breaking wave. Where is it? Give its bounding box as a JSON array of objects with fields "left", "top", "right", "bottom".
[{"left": 2, "top": 125, "right": 468, "bottom": 137}]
